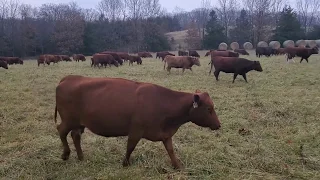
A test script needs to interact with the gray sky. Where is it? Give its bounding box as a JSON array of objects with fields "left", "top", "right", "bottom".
[{"left": 25, "top": 0, "right": 296, "bottom": 12}]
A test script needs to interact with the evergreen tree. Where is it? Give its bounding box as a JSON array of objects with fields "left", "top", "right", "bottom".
[
  {"left": 272, "top": 6, "right": 303, "bottom": 44},
  {"left": 229, "top": 9, "right": 251, "bottom": 47},
  {"left": 306, "top": 25, "right": 320, "bottom": 40},
  {"left": 203, "top": 10, "right": 226, "bottom": 49}
]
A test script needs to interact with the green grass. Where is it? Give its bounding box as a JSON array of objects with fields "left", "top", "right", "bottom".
[{"left": 1, "top": 51, "right": 320, "bottom": 180}]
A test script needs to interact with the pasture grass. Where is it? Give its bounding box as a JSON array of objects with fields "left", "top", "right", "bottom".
[{"left": 1, "top": 51, "right": 320, "bottom": 180}]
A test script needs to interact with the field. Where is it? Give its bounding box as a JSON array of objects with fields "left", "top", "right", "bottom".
[{"left": 1, "top": 51, "right": 320, "bottom": 180}]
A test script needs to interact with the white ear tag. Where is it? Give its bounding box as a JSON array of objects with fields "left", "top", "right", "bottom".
[{"left": 193, "top": 102, "right": 198, "bottom": 108}]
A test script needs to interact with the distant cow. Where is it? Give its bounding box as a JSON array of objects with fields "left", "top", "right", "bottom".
[
  {"left": 54, "top": 75, "right": 220, "bottom": 169},
  {"left": 100, "top": 52, "right": 123, "bottom": 65},
  {"left": 212, "top": 57, "right": 263, "bottom": 83},
  {"left": 0, "top": 57, "right": 23, "bottom": 65},
  {"left": 275, "top": 48, "right": 286, "bottom": 55},
  {"left": 117, "top": 52, "right": 130, "bottom": 62},
  {"left": 59, "top": 55, "right": 72, "bottom": 62},
  {"left": 188, "top": 50, "right": 200, "bottom": 57},
  {"left": 138, "top": 52, "right": 153, "bottom": 58},
  {"left": 128, "top": 55, "right": 142, "bottom": 66},
  {"left": 178, "top": 50, "right": 188, "bottom": 56},
  {"left": 156, "top": 51, "right": 175, "bottom": 61},
  {"left": 45, "top": 55, "right": 60, "bottom": 65},
  {"left": 73, "top": 54, "right": 86, "bottom": 62},
  {"left": 91, "top": 53, "right": 119, "bottom": 68},
  {"left": 164, "top": 56, "right": 200, "bottom": 74},
  {"left": 234, "top": 49, "right": 249, "bottom": 55},
  {"left": 0, "top": 60, "right": 8, "bottom": 69},
  {"left": 256, "top": 47, "right": 276, "bottom": 58},
  {"left": 285, "top": 47, "right": 319, "bottom": 63}
]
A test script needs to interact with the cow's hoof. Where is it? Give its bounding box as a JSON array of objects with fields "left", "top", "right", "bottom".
[
  {"left": 122, "top": 159, "right": 130, "bottom": 167},
  {"left": 77, "top": 155, "right": 84, "bottom": 161},
  {"left": 61, "top": 153, "right": 70, "bottom": 161},
  {"left": 172, "top": 162, "right": 183, "bottom": 170}
]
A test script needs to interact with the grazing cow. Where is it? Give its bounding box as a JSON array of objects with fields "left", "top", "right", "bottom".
[
  {"left": 54, "top": 75, "right": 221, "bottom": 169},
  {"left": 178, "top": 50, "right": 188, "bottom": 56},
  {"left": 164, "top": 56, "right": 200, "bottom": 74},
  {"left": 156, "top": 51, "right": 175, "bottom": 61},
  {"left": 73, "top": 54, "right": 86, "bottom": 62},
  {"left": 45, "top": 55, "right": 60, "bottom": 65},
  {"left": 275, "top": 48, "right": 286, "bottom": 56},
  {"left": 138, "top": 52, "right": 153, "bottom": 58},
  {"left": 0, "top": 60, "right": 8, "bottom": 69},
  {"left": 212, "top": 57, "right": 263, "bottom": 83},
  {"left": 91, "top": 54, "right": 119, "bottom": 68},
  {"left": 208, "top": 50, "right": 240, "bottom": 75},
  {"left": 128, "top": 55, "right": 142, "bottom": 66},
  {"left": 234, "top": 49, "right": 249, "bottom": 55},
  {"left": 0, "top": 57, "right": 23, "bottom": 65},
  {"left": 256, "top": 47, "right": 276, "bottom": 58},
  {"left": 188, "top": 50, "right": 200, "bottom": 57},
  {"left": 117, "top": 52, "right": 130, "bottom": 62},
  {"left": 100, "top": 52, "right": 123, "bottom": 65},
  {"left": 285, "top": 47, "right": 319, "bottom": 63},
  {"left": 59, "top": 55, "right": 72, "bottom": 62}
]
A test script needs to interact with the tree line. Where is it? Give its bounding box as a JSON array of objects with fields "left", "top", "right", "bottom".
[{"left": 0, "top": 0, "right": 319, "bottom": 57}]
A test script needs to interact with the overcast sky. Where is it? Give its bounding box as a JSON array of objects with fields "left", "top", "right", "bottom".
[{"left": 25, "top": 0, "right": 296, "bottom": 12}]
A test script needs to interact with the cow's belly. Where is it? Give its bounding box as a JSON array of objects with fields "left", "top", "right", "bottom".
[{"left": 83, "top": 118, "right": 130, "bottom": 137}]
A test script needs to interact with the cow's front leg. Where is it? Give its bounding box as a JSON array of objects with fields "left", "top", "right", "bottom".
[{"left": 163, "top": 138, "right": 182, "bottom": 169}]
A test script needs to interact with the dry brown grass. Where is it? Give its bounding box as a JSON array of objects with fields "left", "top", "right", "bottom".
[{"left": 1, "top": 51, "right": 320, "bottom": 179}]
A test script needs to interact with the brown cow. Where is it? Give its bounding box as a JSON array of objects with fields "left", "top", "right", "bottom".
[
  {"left": 128, "top": 55, "right": 142, "bottom": 66},
  {"left": 138, "top": 52, "right": 153, "bottom": 58},
  {"left": 45, "top": 55, "right": 60, "bottom": 65},
  {"left": 208, "top": 50, "right": 240, "bottom": 75},
  {"left": 164, "top": 56, "right": 200, "bottom": 74},
  {"left": 285, "top": 47, "right": 319, "bottom": 63},
  {"left": 275, "top": 48, "right": 286, "bottom": 55},
  {"left": 100, "top": 52, "right": 123, "bottom": 65},
  {"left": 0, "top": 57, "right": 23, "bottom": 65},
  {"left": 234, "top": 49, "right": 249, "bottom": 55},
  {"left": 212, "top": 57, "right": 263, "bottom": 83},
  {"left": 0, "top": 60, "right": 8, "bottom": 69},
  {"left": 54, "top": 75, "right": 221, "bottom": 169},
  {"left": 57, "top": 55, "right": 72, "bottom": 62},
  {"left": 117, "top": 52, "right": 130, "bottom": 62},
  {"left": 73, "top": 54, "right": 86, "bottom": 62},
  {"left": 91, "top": 53, "right": 119, "bottom": 68}
]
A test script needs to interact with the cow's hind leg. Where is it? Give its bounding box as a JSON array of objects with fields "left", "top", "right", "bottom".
[
  {"left": 163, "top": 137, "right": 182, "bottom": 169},
  {"left": 57, "top": 123, "right": 72, "bottom": 160},
  {"left": 242, "top": 73, "right": 248, "bottom": 83},
  {"left": 71, "top": 126, "right": 85, "bottom": 161},
  {"left": 122, "top": 128, "right": 143, "bottom": 167},
  {"left": 214, "top": 70, "right": 220, "bottom": 81}
]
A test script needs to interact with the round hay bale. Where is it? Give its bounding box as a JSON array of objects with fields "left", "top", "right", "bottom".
[
  {"left": 269, "top": 41, "right": 281, "bottom": 49},
  {"left": 316, "top": 40, "right": 320, "bottom": 47},
  {"left": 283, "top": 40, "right": 295, "bottom": 48},
  {"left": 230, "top": 42, "right": 239, "bottom": 50},
  {"left": 296, "top": 40, "right": 306, "bottom": 47},
  {"left": 257, "top": 41, "right": 268, "bottom": 47},
  {"left": 243, "top": 42, "right": 253, "bottom": 50},
  {"left": 218, "top": 43, "right": 228, "bottom": 50},
  {"left": 305, "top": 40, "right": 317, "bottom": 48}
]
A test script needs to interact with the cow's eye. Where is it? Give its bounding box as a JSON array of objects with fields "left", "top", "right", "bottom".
[{"left": 207, "top": 107, "right": 213, "bottom": 114}]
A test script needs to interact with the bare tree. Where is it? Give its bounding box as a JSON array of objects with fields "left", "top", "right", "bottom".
[
  {"left": 142, "top": 0, "right": 161, "bottom": 18},
  {"left": 296, "top": 0, "right": 320, "bottom": 35},
  {"left": 98, "top": 0, "right": 124, "bottom": 21},
  {"left": 82, "top": 8, "right": 99, "bottom": 22},
  {"left": 124, "top": 0, "right": 143, "bottom": 20},
  {"left": 270, "top": 0, "right": 287, "bottom": 26},
  {"left": 217, "top": 0, "right": 238, "bottom": 42}
]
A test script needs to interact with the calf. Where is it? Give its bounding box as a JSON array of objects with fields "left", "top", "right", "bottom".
[
  {"left": 234, "top": 49, "right": 249, "bottom": 55},
  {"left": 212, "top": 57, "right": 263, "bottom": 83},
  {"left": 73, "top": 54, "right": 86, "bottom": 62},
  {"left": 128, "top": 55, "right": 142, "bottom": 66},
  {"left": 164, "top": 56, "right": 200, "bottom": 74},
  {"left": 0, "top": 60, "right": 8, "bottom": 69},
  {"left": 285, "top": 47, "right": 319, "bottom": 63},
  {"left": 54, "top": 75, "right": 221, "bottom": 169}
]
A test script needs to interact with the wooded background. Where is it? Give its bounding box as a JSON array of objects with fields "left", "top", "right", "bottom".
[{"left": 0, "top": 0, "right": 319, "bottom": 57}]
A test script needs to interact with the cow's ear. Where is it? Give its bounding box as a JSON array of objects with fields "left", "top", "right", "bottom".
[{"left": 193, "top": 94, "right": 200, "bottom": 108}]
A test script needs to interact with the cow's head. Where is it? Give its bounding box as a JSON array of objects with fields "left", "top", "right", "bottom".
[
  {"left": 191, "top": 57, "right": 200, "bottom": 66},
  {"left": 311, "top": 47, "right": 319, "bottom": 54},
  {"left": 189, "top": 90, "right": 221, "bottom": 130},
  {"left": 0, "top": 60, "right": 8, "bottom": 69},
  {"left": 252, "top": 61, "right": 263, "bottom": 72},
  {"left": 113, "top": 60, "right": 119, "bottom": 67},
  {"left": 19, "top": 59, "right": 23, "bottom": 64}
]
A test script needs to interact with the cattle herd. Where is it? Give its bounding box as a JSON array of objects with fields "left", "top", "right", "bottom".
[{"left": 1, "top": 44, "right": 319, "bottom": 170}]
